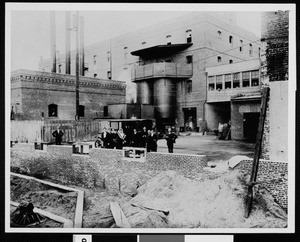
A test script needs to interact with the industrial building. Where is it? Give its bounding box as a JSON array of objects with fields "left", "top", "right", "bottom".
[
  {"left": 37, "top": 11, "right": 262, "bottom": 137},
  {"left": 10, "top": 69, "right": 126, "bottom": 121}
]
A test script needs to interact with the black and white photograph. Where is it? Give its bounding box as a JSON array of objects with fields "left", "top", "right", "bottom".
[{"left": 5, "top": 3, "right": 296, "bottom": 234}]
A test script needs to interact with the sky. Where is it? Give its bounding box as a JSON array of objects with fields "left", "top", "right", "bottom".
[{"left": 8, "top": 4, "right": 265, "bottom": 71}]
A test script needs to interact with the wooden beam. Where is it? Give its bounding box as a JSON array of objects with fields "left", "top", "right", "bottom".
[
  {"left": 110, "top": 202, "right": 130, "bottom": 228},
  {"left": 131, "top": 202, "right": 169, "bottom": 216},
  {"left": 244, "top": 87, "right": 270, "bottom": 218}
]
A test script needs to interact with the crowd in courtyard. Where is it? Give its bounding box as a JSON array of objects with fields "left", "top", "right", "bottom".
[{"left": 94, "top": 126, "right": 177, "bottom": 153}]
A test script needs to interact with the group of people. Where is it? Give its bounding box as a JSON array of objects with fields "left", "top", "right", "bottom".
[
  {"left": 96, "top": 126, "right": 178, "bottom": 153},
  {"left": 95, "top": 127, "right": 127, "bottom": 150}
]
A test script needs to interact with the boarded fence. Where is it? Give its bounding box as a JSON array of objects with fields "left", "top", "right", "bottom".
[
  {"left": 11, "top": 120, "right": 44, "bottom": 143},
  {"left": 11, "top": 120, "right": 105, "bottom": 143}
]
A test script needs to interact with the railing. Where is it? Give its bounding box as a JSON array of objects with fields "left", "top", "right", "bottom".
[{"left": 132, "top": 62, "right": 193, "bottom": 81}]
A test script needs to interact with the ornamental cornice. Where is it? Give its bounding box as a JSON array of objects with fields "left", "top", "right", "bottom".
[{"left": 11, "top": 70, "right": 126, "bottom": 90}]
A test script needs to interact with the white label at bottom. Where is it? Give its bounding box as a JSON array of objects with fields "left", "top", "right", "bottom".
[{"left": 73, "top": 234, "right": 92, "bottom": 242}]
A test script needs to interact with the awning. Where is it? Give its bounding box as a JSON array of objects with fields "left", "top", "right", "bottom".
[
  {"left": 130, "top": 43, "right": 193, "bottom": 57},
  {"left": 231, "top": 95, "right": 261, "bottom": 102}
]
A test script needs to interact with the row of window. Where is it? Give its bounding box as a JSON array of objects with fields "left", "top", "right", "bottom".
[
  {"left": 91, "top": 29, "right": 193, "bottom": 66},
  {"left": 218, "top": 31, "right": 256, "bottom": 56},
  {"left": 208, "top": 70, "right": 259, "bottom": 90},
  {"left": 93, "top": 71, "right": 111, "bottom": 79},
  {"left": 48, "top": 104, "right": 85, "bottom": 118},
  {"left": 217, "top": 56, "right": 233, "bottom": 64}
]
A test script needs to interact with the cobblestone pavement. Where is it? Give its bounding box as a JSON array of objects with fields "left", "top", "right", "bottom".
[{"left": 157, "top": 134, "right": 255, "bottom": 162}]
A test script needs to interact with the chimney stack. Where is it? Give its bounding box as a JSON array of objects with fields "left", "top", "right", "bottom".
[
  {"left": 50, "top": 11, "right": 56, "bottom": 73},
  {"left": 65, "top": 11, "right": 71, "bottom": 74},
  {"left": 79, "top": 16, "right": 85, "bottom": 76}
]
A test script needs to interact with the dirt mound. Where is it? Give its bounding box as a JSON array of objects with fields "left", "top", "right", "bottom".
[{"left": 123, "top": 170, "right": 287, "bottom": 228}]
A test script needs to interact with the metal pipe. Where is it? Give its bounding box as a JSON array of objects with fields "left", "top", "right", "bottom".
[
  {"left": 79, "top": 16, "right": 84, "bottom": 76},
  {"left": 65, "top": 11, "right": 71, "bottom": 74},
  {"left": 50, "top": 11, "right": 56, "bottom": 73},
  {"left": 74, "top": 12, "right": 80, "bottom": 120}
]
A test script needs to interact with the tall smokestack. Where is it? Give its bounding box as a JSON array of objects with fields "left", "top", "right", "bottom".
[
  {"left": 65, "top": 11, "right": 71, "bottom": 74},
  {"left": 79, "top": 16, "right": 84, "bottom": 76},
  {"left": 50, "top": 11, "right": 56, "bottom": 73}
]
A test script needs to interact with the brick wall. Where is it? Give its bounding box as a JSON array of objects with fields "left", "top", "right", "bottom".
[
  {"left": 11, "top": 145, "right": 207, "bottom": 194},
  {"left": 89, "top": 149, "right": 207, "bottom": 193},
  {"left": 261, "top": 11, "right": 289, "bottom": 81},
  {"left": 261, "top": 101, "right": 270, "bottom": 160},
  {"left": 235, "top": 159, "right": 288, "bottom": 212},
  {"left": 11, "top": 70, "right": 126, "bottom": 121},
  {"left": 231, "top": 100, "right": 261, "bottom": 140}
]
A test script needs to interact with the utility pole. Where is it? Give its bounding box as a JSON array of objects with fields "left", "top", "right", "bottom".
[{"left": 74, "top": 11, "right": 80, "bottom": 121}]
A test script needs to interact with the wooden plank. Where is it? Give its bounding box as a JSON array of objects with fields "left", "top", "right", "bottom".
[
  {"left": 244, "top": 87, "right": 270, "bottom": 218},
  {"left": 110, "top": 202, "right": 131, "bottom": 228},
  {"left": 131, "top": 202, "right": 169, "bottom": 216}
]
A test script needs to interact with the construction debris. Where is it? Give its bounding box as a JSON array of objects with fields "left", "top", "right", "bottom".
[
  {"left": 228, "top": 155, "right": 250, "bottom": 169},
  {"left": 11, "top": 202, "right": 45, "bottom": 226},
  {"left": 110, "top": 202, "right": 130, "bottom": 228},
  {"left": 122, "top": 170, "right": 287, "bottom": 228}
]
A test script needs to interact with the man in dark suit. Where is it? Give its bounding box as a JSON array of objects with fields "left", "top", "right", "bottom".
[
  {"left": 140, "top": 126, "right": 148, "bottom": 148},
  {"left": 100, "top": 127, "right": 112, "bottom": 148},
  {"left": 165, "top": 127, "right": 177, "bottom": 153},
  {"left": 147, "top": 129, "right": 158, "bottom": 152},
  {"left": 52, "top": 126, "right": 64, "bottom": 145},
  {"left": 129, "top": 129, "right": 140, "bottom": 147}
]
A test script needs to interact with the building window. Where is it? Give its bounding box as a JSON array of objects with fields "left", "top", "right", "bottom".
[
  {"left": 229, "top": 59, "right": 233, "bottom": 64},
  {"left": 225, "top": 74, "right": 232, "bottom": 89},
  {"left": 186, "top": 80, "right": 192, "bottom": 93},
  {"left": 11, "top": 106, "right": 15, "bottom": 120},
  {"left": 229, "top": 35, "right": 233, "bottom": 47},
  {"left": 242, "top": 71, "right": 250, "bottom": 87},
  {"left": 251, "top": 70, "right": 259, "bottom": 86},
  {"left": 217, "top": 30, "right": 222, "bottom": 38},
  {"left": 104, "top": 106, "right": 108, "bottom": 117},
  {"left": 48, "top": 104, "right": 58, "bottom": 117},
  {"left": 217, "top": 56, "right": 222, "bottom": 63},
  {"left": 107, "top": 51, "right": 110, "bottom": 62},
  {"left": 186, "top": 29, "right": 192, "bottom": 43},
  {"left": 186, "top": 55, "right": 193, "bottom": 64},
  {"left": 79, "top": 105, "right": 85, "bottom": 118},
  {"left": 216, "top": 75, "right": 222, "bottom": 90},
  {"left": 58, "top": 64, "right": 62, "bottom": 73},
  {"left": 240, "top": 40, "right": 243, "bottom": 52},
  {"left": 124, "top": 46, "right": 128, "bottom": 59},
  {"left": 93, "top": 55, "right": 97, "bottom": 65},
  {"left": 166, "top": 34, "right": 172, "bottom": 45},
  {"left": 107, "top": 71, "right": 111, "bottom": 79},
  {"left": 94, "top": 73, "right": 97, "bottom": 77},
  {"left": 233, "top": 72, "right": 240, "bottom": 88},
  {"left": 208, "top": 76, "right": 215, "bottom": 90},
  {"left": 249, "top": 44, "right": 253, "bottom": 56}
]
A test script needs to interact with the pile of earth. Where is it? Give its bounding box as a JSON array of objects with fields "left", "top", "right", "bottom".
[{"left": 121, "top": 170, "right": 287, "bottom": 228}]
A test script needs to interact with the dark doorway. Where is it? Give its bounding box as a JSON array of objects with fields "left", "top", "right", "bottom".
[
  {"left": 183, "top": 107, "right": 197, "bottom": 131},
  {"left": 243, "top": 112, "right": 260, "bottom": 142}
]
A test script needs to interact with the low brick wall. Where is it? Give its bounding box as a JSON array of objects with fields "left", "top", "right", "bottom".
[
  {"left": 87, "top": 149, "right": 207, "bottom": 193},
  {"left": 47, "top": 145, "right": 73, "bottom": 157},
  {"left": 89, "top": 148, "right": 123, "bottom": 162},
  {"left": 235, "top": 160, "right": 288, "bottom": 212},
  {"left": 12, "top": 143, "right": 35, "bottom": 151},
  {"left": 146, "top": 152, "right": 207, "bottom": 178}
]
